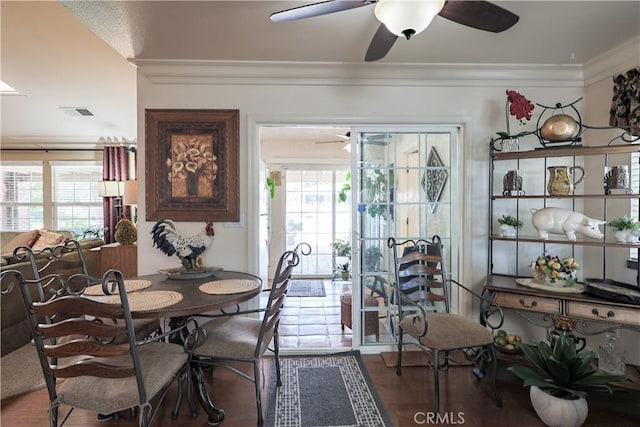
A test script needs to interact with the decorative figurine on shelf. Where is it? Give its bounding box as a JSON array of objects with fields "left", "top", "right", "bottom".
[
  {"left": 604, "top": 165, "right": 632, "bottom": 195},
  {"left": 531, "top": 207, "right": 605, "bottom": 241},
  {"left": 503, "top": 169, "right": 525, "bottom": 196},
  {"left": 151, "top": 219, "right": 214, "bottom": 271}
]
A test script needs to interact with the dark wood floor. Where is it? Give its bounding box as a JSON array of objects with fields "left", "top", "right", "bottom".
[{"left": 2, "top": 354, "right": 638, "bottom": 426}]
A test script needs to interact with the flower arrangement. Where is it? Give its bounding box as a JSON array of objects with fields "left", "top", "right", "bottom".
[
  {"left": 166, "top": 136, "right": 218, "bottom": 197},
  {"left": 497, "top": 89, "right": 535, "bottom": 139},
  {"left": 532, "top": 253, "right": 579, "bottom": 285}
]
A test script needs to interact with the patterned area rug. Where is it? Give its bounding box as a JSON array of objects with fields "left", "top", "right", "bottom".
[
  {"left": 286, "top": 280, "right": 326, "bottom": 297},
  {"left": 266, "top": 351, "right": 391, "bottom": 427}
]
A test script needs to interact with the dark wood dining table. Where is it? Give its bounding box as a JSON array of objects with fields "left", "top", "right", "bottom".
[{"left": 117, "top": 269, "right": 263, "bottom": 425}]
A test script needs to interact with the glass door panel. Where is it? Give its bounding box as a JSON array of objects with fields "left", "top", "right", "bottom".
[{"left": 354, "top": 129, "right": 457, "bottom": 346}]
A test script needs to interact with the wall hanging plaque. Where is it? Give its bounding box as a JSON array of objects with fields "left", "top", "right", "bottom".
[{"left": 422, "top": 147, "right": 448, "bottom": 213}]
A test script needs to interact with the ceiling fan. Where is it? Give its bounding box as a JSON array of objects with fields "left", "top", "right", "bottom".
[
  {"left": 315, "top": 131, "right": 351, "bottom": 144},
  {"left": 315, "top": 131, "right": 389, "bottom": 145},
  {"left": 270, "top": 0, "right": 519, "bottom": 61}
]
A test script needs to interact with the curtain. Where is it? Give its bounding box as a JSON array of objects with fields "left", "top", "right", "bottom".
[
  {"left": 102, "top": 146, "right": 131, "bottom": 244},
  {"left": 609, "top": 66, "right": 640, "bottom": 136}
]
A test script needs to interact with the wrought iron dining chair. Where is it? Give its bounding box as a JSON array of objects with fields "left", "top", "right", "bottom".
[
  {"left": 7, "top": 267, "right": 194, "bottom": 427},
  {"left": 188, "top": 242, "right": 311, "bottom": 425},
  {"left": 16, "top": 240, "right": 163, "bottom": 341},
  {"left": 388, "top": 236, "right": 504, "bottom": 414}
]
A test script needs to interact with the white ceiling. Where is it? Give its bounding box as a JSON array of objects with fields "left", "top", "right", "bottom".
[{"left": 1, "top": 1, "right": 639, "bottom": 149}]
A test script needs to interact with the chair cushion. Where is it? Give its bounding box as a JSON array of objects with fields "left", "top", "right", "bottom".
[
  {"left": 400, "top": 312, "right": 493, "bottom": 350},
  {"left": 195, "top": 316, "right": 270, "bottom": 359},
  {"left": 57, "top": 342, "right": 187, "bottom": 414},
  {"left": 0, "top": 343, "right": 46, "bottom": 400}
]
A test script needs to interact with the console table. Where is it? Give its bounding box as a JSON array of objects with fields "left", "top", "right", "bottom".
[{"left": 483, "top": 275, "right": 640, "bottom": 335}]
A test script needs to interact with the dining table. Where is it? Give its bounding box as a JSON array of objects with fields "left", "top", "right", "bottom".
[{"left": 86, "top": 269, "right": 263, "bottom": 425}]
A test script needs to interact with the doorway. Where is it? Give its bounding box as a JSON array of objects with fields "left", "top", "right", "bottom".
[
  {"left": 257, "top": 124, "right": 459, "bottom": 350},
  {"left": 259, "top": 125, "right": 353, "bottom": 350}
]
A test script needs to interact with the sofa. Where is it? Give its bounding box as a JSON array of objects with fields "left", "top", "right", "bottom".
[{"left": 1, "top": 231, "right": 104, "bottom": 357}]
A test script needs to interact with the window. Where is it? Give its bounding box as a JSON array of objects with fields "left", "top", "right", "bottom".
[
  {"left": 285, "top": 168, "right": 351, "bottom": 276},
  {"left": 0, "top": 162, "right": 44, "bottom": 231},
  {"left": 52, "top": 162, "right": 103, "bottom": 237},
  {"left": 0, "top": 160, "right": 104, "bottom": 237}
]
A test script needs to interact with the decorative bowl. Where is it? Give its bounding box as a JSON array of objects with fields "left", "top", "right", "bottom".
[{"left": 540, "top": 114, "right": 579, "bottom": 141}]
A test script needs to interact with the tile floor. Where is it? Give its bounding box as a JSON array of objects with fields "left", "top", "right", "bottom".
[{"left": 262, "top": 279, "right": 353, "bottom": 350}]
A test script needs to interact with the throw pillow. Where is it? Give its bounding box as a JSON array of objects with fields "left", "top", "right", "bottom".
[
  {"left": 1, "top": 230, "right": 40, "bottom": 255},
  {"left": 31, "top": 230, "right": 66, "bottom": 251}
]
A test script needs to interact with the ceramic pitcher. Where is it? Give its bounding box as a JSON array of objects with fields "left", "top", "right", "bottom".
[{"left": 547, "top": 166, "right": 585, "bottom": 195}]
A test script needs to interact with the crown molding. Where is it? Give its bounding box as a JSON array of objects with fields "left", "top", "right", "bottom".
[
  {"left": 583, "top": 36, "right": 640, "bottom": 86},
  {"left": 132, "top": 59, "right": 584, "bottom": 88}
]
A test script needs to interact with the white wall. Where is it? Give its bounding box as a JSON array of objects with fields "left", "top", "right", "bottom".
[
  {"left": 134, "top": 41, "right": 638, "bottom": 359},
  {"left": 134, "top": 61, "right": 583, "bottom": 284}
]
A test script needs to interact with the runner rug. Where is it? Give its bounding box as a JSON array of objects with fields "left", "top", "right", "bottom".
[
  {"left": 286, "top": 280, "right": 326, "bottom": 298},
  {"left": 266, "top": 351, "right": 392, "bottom": 427}
]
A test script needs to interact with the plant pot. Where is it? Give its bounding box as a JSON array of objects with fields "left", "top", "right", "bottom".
[
  {"left": 529, "top": 386, "right": 588, "bottom": 427},
  {"left": 613, "top": 229, "right": 639, "bottom": 243},
  {"left": 499, "top": 224, "right": 518, "bottom": 237},
  {"left": 341, "top": 271, "right": 350, "bottom": 281}
]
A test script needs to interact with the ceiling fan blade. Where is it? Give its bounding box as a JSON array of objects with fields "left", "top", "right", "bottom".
[
  {"left": 438, "top": 1, "right": 519, "bottom": 33},
  {"left": 365, "top": 23, "right": 398, "bottom": 62},
  {"left": 270, "top": 0, "right": 371, "bottom": 23},
  {"left": 315, "top": 140, "right": 346, "bottom": 144}
]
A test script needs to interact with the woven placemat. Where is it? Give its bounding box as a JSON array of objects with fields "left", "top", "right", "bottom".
[
  {"left": 199, "top": 279, "right": 260, "bottom": 295},
  {"left": 84, "top": 279, "right": 152, "bottom": 296},
  {"left": 100, "top": 290, "right": 183, "bottom": 311}
]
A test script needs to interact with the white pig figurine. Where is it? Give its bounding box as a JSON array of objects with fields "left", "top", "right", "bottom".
[{"left": 531, "top": 207, "right": 606, "bottom": 241}]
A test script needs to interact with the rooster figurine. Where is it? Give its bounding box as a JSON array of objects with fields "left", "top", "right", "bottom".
[{"left": 151, "top": 219, "right": 214, "bottom": 271}]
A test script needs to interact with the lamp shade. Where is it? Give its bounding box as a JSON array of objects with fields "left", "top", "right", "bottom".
[
  {"left": 374, "top": 0, "right": 445, "bottom": 39},
  {"left": 97, "top": 181, "right": 125, "bottom": 197},
  {"left": 123, "top": 180, "right": 138, "bottom": 206}
]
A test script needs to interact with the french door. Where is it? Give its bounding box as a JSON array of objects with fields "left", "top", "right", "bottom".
[{"left": 352, "top": 128, "right": 458, "bottom": 346}]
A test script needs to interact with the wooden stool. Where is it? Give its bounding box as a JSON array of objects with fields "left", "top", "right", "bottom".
[{"left": 340, "top": 292, "right": 380, "bottom": 341}]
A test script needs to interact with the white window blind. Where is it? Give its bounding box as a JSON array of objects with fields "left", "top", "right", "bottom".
[
  {"left": 51, "top": 162, "right": 103, "bottom": 236},
  {"left": 0, "top": 162, "right": 44, "bottom": 231}
]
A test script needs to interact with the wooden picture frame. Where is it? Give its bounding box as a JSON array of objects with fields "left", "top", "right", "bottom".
[{"left": 145, "top": 109, "right": 239, "bottom": 222}]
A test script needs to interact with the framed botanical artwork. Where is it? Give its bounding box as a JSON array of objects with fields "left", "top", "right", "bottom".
[{"left": 145, "top": 109, "right": 239, "bottom": 222}]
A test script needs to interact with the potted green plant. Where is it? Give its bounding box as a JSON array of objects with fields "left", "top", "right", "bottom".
[
  {"left": 330, "top": 239, "right": 351, "bottom": 259},
  {"left": 607, "top": 215, "right": 640, "bottom": 243},
  {"left": 337, "top": 261, "right": 350, "bottom": 280},
  {"left": 364, "top": 246, "right": 383, "bottom": 271},
  {"left": 508, "top": 335, "right": 628, "bottom": 427},
  {"left": 337, "top": 171, "right": 351, "bottom": 203},
  {"left": 497, "top": 214, "right": 523, "bottom": 237}
]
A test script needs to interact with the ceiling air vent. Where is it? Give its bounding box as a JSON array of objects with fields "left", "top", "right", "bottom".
[{"left": 60, "top": 107, "right": 94, "bottom": 116}]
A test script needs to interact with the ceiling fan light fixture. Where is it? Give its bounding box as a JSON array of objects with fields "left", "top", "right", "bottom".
[{"left": 374, "top": 0, "right": 445, "bottom": 39}]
